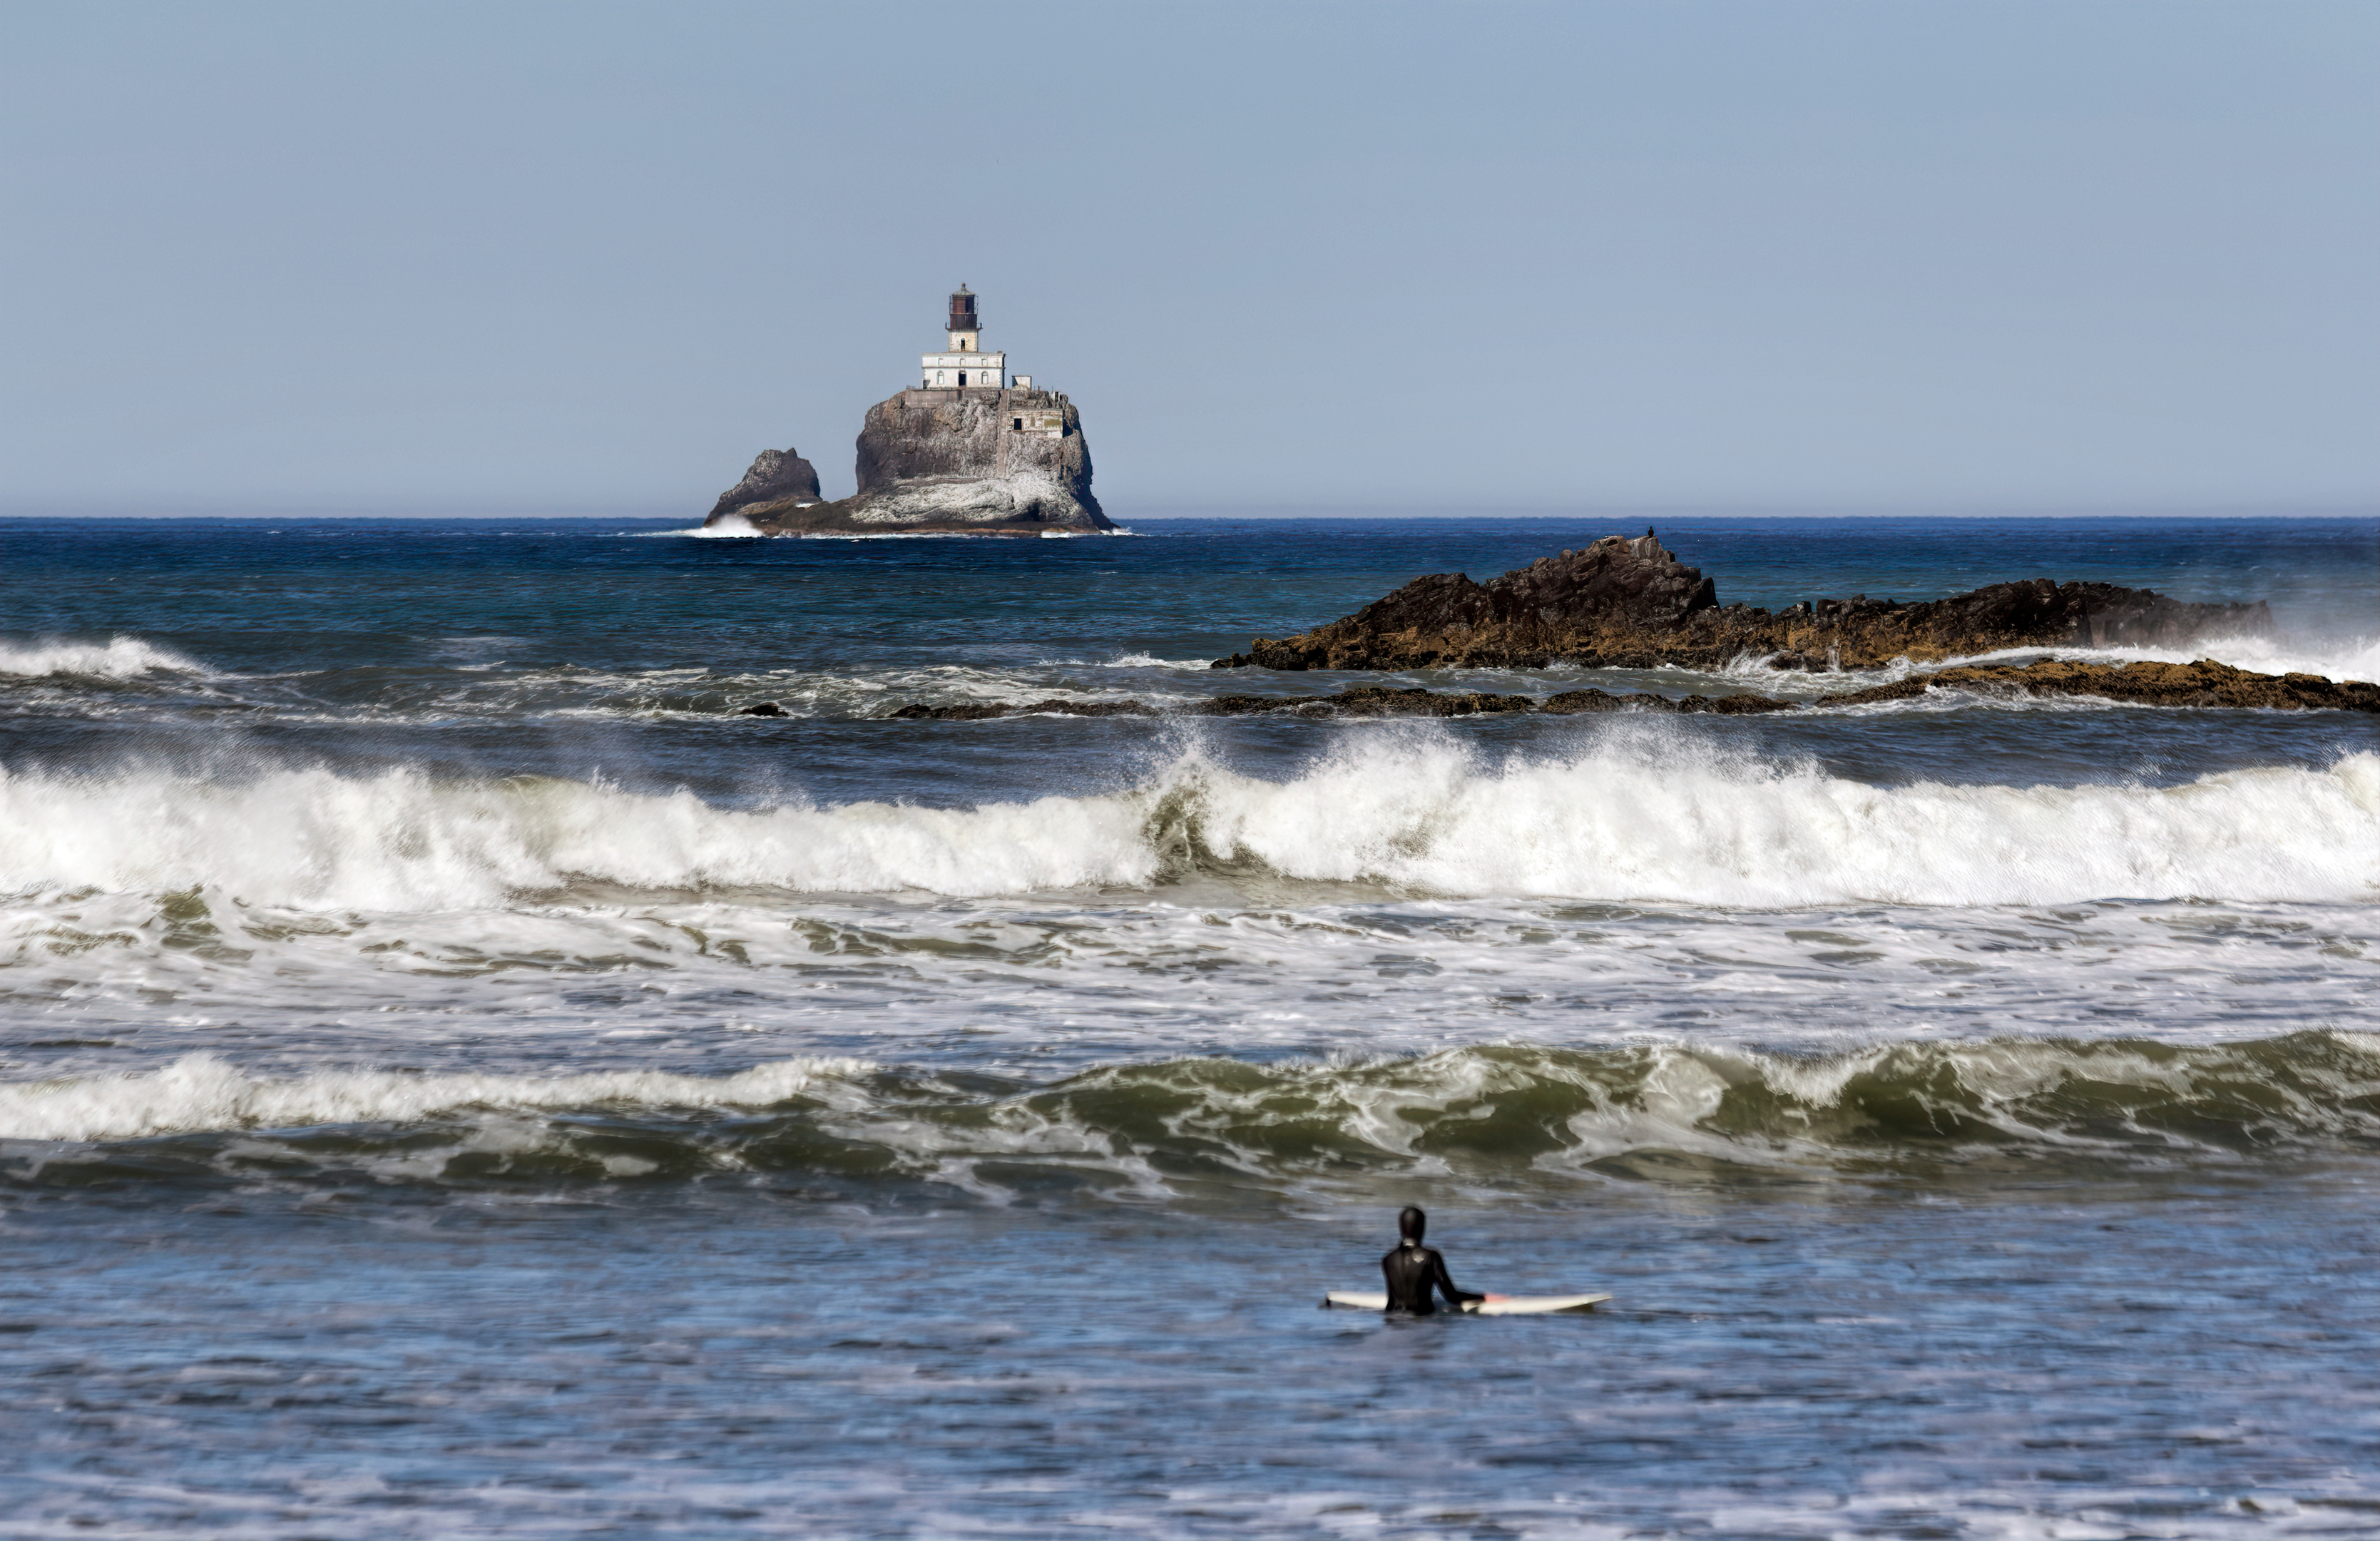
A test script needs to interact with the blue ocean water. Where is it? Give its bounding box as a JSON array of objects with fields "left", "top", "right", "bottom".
[{"left": 2, "top": 514, "right": 2377, "bottom": 1537}]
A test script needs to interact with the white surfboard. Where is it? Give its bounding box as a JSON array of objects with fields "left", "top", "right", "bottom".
[{"left": 1323, "top": 1291, "right": 1610, "bottom": 1315}]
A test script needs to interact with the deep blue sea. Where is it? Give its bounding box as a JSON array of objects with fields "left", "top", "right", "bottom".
[{"left": 3, "top": 513, "right": 2377, "bottom": 1538}]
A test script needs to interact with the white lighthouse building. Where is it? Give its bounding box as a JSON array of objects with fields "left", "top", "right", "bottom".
[
  {"left": 919, "top": 285, "right": 1013, "bottom": 391},
  {"left": 903, "top": 287, "right": 1067, "bottom": 440}
]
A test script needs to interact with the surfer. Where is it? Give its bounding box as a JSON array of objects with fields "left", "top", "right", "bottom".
[{"left": 1381, "top": 1206, "right": 1484, "bottom": 1315}]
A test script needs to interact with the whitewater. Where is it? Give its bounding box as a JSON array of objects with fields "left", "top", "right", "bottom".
[
  {"left": 2, "top": 738, "right": 2374, "bottom": 908},
  {"left": 3, "top": 513, "right": 2376, "bottom": 1540}
]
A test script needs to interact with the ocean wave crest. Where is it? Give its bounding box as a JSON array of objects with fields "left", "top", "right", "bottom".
[
  {"left": 0, "top": 764, "right": 1158, "bottom": 907},
  {"left": 9, "top": 1035, "right": 2376, "bottom": 1191},
  {"left": 0, "top": 1052, "right": 869, "bottom": 1144},
  {"left": 1, "top": 741, "right": 2374, "bottom": 909},
  {"left": 0, "top": 635, "right": 207, "bottom": 681},
  {"left": 1145, "top": 741, "right": 2380, "bottom": 904}
]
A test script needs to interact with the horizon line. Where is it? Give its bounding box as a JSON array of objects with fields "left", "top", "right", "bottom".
[{"left": 4, "top": 502, "right": 2375, "bottom": 522}]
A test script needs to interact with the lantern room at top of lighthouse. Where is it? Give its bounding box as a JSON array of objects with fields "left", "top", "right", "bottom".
[{"left": 946, "top": 285, "right": 981, "bottom": 351}]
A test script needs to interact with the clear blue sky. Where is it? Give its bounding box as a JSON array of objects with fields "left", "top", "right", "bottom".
[{"left": 3, "top": 1, "right": 2374, "bottom": 514}]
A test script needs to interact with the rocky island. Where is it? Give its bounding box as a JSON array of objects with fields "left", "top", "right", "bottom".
[
  {"left": 705, "top": 286, "right": 1111, "bottom": 536},
  {"left": 1212, "top": 533, "right": 2274, "bottom": 672}
]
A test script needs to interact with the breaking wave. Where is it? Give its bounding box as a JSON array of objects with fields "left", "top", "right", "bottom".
[
  {"left": 2, "top": 738, "right": 2371, "bottom": 910},
  {"left": 8, "top": 1034, "right": 2377, "bottom": 1191},
  {"left": 0, "top": 763, "right": 1155, "bottom": 907},
  {"left": 0, "top": 635, "right": 207, "bottom": 680},
  {"left": 0, "top": 1054, "right": 868, "bottom": 1144}
]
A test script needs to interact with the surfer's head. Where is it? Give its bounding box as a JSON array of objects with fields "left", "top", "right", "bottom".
[{"left": 1397, "top": 1206, "right": 1426, "bottom": 1244}]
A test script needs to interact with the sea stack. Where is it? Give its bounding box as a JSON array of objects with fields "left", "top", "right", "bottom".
[
  {"left": 709, "top": 447, "right": 822, "bottom": 522},
  {"left": 707, "top": 285, "right": 1111, "bottom": 536}
]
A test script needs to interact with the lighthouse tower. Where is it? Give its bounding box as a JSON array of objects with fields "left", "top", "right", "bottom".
[{"left": 919, "top": 285, "right": 1008, "bottom": 391}]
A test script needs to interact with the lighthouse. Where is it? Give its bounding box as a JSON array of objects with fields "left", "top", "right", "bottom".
[
  {"left": 919, "top": 285, "right": 1009, "bottom": 391},
  {"left": 703, "top": 283, "right": 1099, "bottom": 532}
]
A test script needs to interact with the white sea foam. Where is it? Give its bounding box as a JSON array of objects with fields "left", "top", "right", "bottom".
[
  {"left": 1098, "top": 652, "right": 1220, "bottom": 669},
  {"left": 1, "top": 736, "right": 2372, "bottom": 910},
  {"left": 0, "top": 1052, "right": 867, "bottom": 1143},
  {"left": 0, "top": 635, "right": 208, "bottom": 680}
]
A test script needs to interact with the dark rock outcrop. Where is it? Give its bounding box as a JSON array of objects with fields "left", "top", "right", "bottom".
[
  {"left": 708, "top": 449, "right": 822, "bottom": 523},
  {"left": 889, "top": 698, "right": 1148, "bottom": 720},
  {"left": 716, "top": 389, "right": 1110, "bottom": 536},
  {"left": 1817, "top": 658, "right": 2378, "bottom": 713},
  {"left": 874, "top": 660, "right": 2376, "bottom": 721},
  {"left": 1211, "top": 534, "right": 2274, "bottom": 671}
]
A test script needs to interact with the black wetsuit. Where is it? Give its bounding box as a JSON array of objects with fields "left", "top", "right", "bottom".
[{"left": 1380, "top": 1241, "right": 1483, "bottom": 1315}]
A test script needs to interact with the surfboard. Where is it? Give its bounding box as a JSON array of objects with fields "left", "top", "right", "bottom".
[{"left": 1322, "top": 1291, "right": 1610, "bottom": 1315}]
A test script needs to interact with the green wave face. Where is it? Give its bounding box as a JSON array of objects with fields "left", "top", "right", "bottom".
[{"left": 11, "top": 1032, "right": 2379, "bottom": 1199}]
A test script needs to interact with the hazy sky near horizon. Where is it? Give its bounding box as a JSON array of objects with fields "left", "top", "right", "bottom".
[{"left": 3, "top": 1, "right": 2375, "bottom": 514}]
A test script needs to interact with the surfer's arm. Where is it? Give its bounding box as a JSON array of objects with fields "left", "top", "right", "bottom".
[{"left": 1430, "top": 1252, "right": 1484, "bottom": 1307}]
